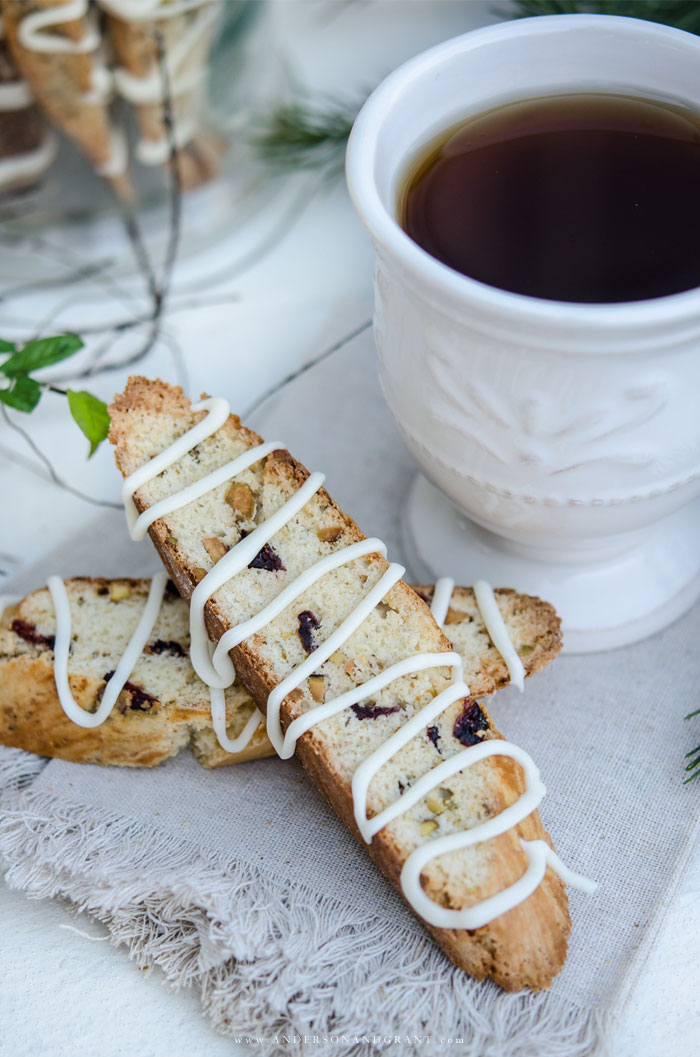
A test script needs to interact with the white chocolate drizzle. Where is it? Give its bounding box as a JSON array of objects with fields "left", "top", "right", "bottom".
[
  {"left": 209, "top": 685, "right": 261, "bottom": 754},
  {"left": 474, "top": 579, "right": 526, "bottom": 692},
  {"left": 120, "top": 396, "right": 595, "bottom": 929},
  {"left": 428, "top": 575, "right": 455, "bottom": 628},
  {"left": 431, "top": 575, "right": 526, "bottom": 692},
  {"left": 0, "top": 78, "right": 32, "bottom": 111},
  {"left": 47, "top": 572, "right": 168, "bottom": 728},
  {"left": 134, "top": 118, "right": 197, "bottom": 167},
  {"left": 18, "top": 0, "right": 101, "bottom": 55},
  {"left": 0, "top": 131, "right": 57, "bottom": 192}
]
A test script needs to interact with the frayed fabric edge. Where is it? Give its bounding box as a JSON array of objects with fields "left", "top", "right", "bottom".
[{"left": 0, "top": 777, "right": 611, "bottom": 1057}]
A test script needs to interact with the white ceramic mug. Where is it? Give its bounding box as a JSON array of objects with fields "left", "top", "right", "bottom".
[{"left": 346, "top": 13, "right": 700, "bottom": 652}]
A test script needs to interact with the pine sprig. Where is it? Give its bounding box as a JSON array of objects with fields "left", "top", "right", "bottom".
[
  {"left": 511, "top": 0, "right": 700, "bottom": 34},
  {"left": 0, "top": 335, "right": 110, "bottom": 457},
  {"left": 253, "top": 96, "right": 363, "bottom": 178},
  {"left": 684, "top": 708, "right": 700, "bottom": 783},
  {"left": 253, "top": 2, "right": 700, "bottom": 177}
]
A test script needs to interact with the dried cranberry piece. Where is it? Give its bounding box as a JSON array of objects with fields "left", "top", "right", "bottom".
[
  {"left": 453, "top": 699, "right": 489, "bottom": 746},
  {"left": 297, "top": 610, "right": 320, "bottom": 654},
  {"left": 145, "top": 639, "right": 186, "bottom": 658},
  {"left": 351, "top": 701, "right": 401, "bottom": 720},
  {"left": 11, "top": 619, "right": 55, "bottom": 650},
  {"left": 427, "top": 725, "right": 441, "bottom": 751},
  {"left": 103, "top": 672, "right": 158, "bottom": 713},
  {"left": 248, "top": 542, "right": 285, "bottom": 572}
]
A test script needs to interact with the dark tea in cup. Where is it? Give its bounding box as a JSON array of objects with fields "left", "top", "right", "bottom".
[{"left": 400, "top": 93, "right": 700, "bottom": 303}]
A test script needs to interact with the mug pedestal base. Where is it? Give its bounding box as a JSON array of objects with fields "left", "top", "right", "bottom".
[{"left": 403, "top": 475, "right": 700, "bottom": 654}]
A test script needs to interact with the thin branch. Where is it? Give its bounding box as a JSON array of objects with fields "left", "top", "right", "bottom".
[
  {"left": 0, "top": 259, "right": 116, "bottom": 306},
  {"left": 155, "top": 27, "right": 183, "bottom": 311},
  {"left": 243, "top": 318, "right": 372, "bottom": 420},
  {"left": 0, "top": 407, "right": 121, "bottom": 510},
  {"left": 0, "top": 229, "right": 140, "bottom": 311}
]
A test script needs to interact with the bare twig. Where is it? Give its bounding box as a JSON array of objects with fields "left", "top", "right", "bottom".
[
  {"left": 243, "top": 318, "right": 372, "bottom": 419},
  {"left": 0, "top": 228, "right": 139, "bottom": 311},
  {"left": 155, "top": 28, "right": 183, "bottom": 311},
  {"left": 0, "top": 406, "right": 121, "bottom": 510},
  {"left": 0, "top": 259, "right": 116, "bottom": 306}
]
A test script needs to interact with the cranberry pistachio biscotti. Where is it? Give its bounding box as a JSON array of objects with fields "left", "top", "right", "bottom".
[
  {"left": 108, "top": 376, "right": 593, "bottom": 991},
  {"left": 0, "top": 577, "right": 267, "bottom": 767},
  {"left": 0, "top": 576, "right": 561, "bottom": 769}
]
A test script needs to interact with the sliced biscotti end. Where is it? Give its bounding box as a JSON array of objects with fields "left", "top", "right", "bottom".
[
  {"left": 0, "top": 578, "right": 261, "bottom": 768},
  {"left": 109, "top": 376, "right": 256, "bottom": 478},
  {"left": 413, "top": 585, "right": 562, "bottom": 697}
]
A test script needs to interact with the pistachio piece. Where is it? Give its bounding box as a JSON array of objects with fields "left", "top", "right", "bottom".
[
  {"left": 520, "top": 643, "right": 535, "bottom": 655},
  {"left": 308, "top": 675, "right": 326, "bottom": 703},
  {"left": 166, "top": 534, "right": 178, "bottom": 547},
  {"left": 420, "top": 819, "right": 439, "bottom": 836},
  {"left": 426, "top": 793, "right": 445, "bottom": 815},
  {"left": 225, "top": 481, "right": 255, "bottom": 519},
  {"left": 192, "top": 567, "right": 207, "bottom": 584},
  {"left": 317, "top": 525, "right": 342, "bottom": 543},
  {"left": 203, "top": 537, "right": 229, "bottom": 563},
  {"left": 109, "top": 582, "right": 131, "bottom": 602}
]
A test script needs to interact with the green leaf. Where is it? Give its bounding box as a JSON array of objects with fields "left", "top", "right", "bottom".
[
  {"left": 0, "top": 339, "right": 16, "bottom": 353},
  {"left": 66, "top": 389, "right": 110, "bottom": 457},
  {"left": 1, "top": 334, "right": 83, "bottom": 377},
  {"left": 0, "top": 374, "right": 42, "bottom": 412}
]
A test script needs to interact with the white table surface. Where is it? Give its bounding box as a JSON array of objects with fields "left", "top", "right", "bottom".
[{"left": 1, "top": 3, "right": 698, "bottom": 1054}]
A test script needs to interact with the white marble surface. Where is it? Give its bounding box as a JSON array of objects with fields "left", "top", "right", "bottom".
[{"left": 1, "top": 3, "right": 698, "bottom": 1054}]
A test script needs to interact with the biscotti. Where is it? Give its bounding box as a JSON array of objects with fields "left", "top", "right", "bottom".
[
  {"left": 0, "top": 577, "right": 268, "bottom": 767},
  {"left": 0, "top": 577, "right": 561, "bottom": 769},
  {"left": 1, "top": 0, "right": 132, "bottom": 198},
  {"left": 108, "top": 376, "right": 590, "bottom": 991},
  {"left": 1, "top": 0, "right": 222, "bottom": 195},
  {"left": 102, "top": 0, "right": 223, "bottom": 190},
  {"left": 0, "top": 14, "right": 56, "bottom": 195}
]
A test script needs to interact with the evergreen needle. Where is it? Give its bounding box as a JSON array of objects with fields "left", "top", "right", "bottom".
[
  {"left": 511, "top": 0, "right": 700, "bottom": 35},
  {"left": 253, "top": 96, "right": 364, "bottom": 178}
]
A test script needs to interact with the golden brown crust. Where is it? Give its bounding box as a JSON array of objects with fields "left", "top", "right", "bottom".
[{"left": 108, "top": 376, "right": 571, "bottom": 991}]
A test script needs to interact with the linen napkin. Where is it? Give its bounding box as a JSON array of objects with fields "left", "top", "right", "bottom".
[{"left": 1, "top": 330, "right": 699, "bottom": 1057}]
